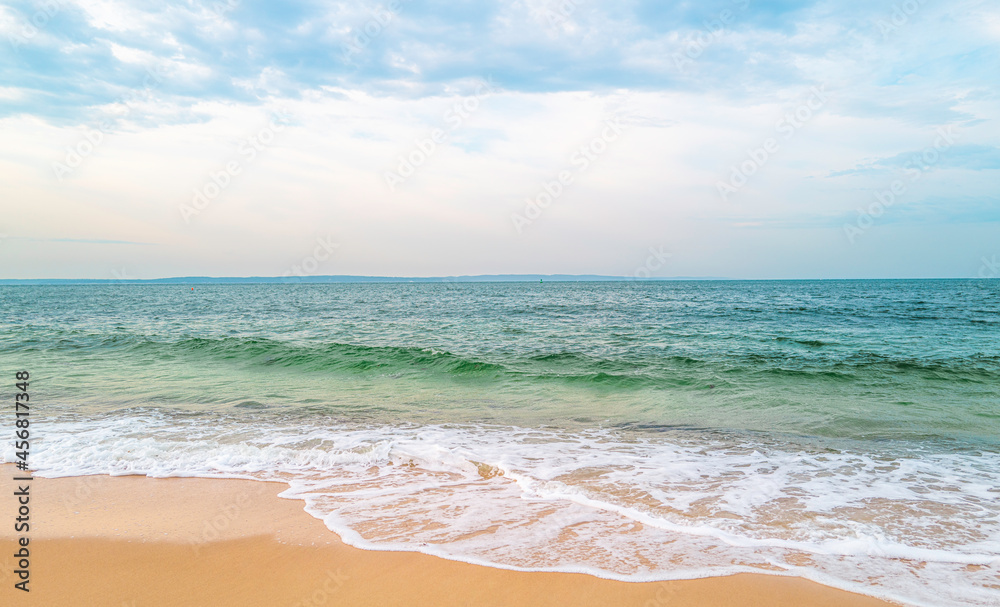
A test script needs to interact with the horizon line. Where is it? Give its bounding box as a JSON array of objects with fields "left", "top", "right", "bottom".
[{"left": 0, "top": 274, "right": 994, "bottom": 285}]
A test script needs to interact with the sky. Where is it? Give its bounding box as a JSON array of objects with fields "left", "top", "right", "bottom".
[{"left": 0, "top": 0, "right": 998, "bottom": 279}]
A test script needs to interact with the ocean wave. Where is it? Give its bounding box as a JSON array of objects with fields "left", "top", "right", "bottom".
[
  {"left": 7, "top": 331, "right": 1000, "bottom": 390},
  {"left": 5, "top": 411, "right": 999, "bottom": 607}
]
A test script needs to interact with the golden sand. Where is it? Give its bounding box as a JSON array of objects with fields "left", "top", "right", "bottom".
[{"left": 0, "top": 466, "right": 899, "bottom": 606}]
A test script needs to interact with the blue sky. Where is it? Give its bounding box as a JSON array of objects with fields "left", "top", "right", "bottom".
[{"left": 1, "top": 0, "right": 998, "bottom": 278}]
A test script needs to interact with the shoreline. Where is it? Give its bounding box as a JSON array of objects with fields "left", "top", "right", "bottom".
[{"left": 0, "top": 466, "right": 902, "bottom": 606}]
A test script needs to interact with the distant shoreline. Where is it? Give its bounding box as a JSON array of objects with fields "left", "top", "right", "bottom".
[
  {"left": 0, "top": 274, "right": 728, "bottom": 285},
  {"left": 0, "top": 275, "right": 988, "bottom": 285}
]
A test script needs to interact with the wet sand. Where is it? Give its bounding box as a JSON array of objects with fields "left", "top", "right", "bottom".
[{"left": 0, "top": 466, "right": 900, "bottom": 606}]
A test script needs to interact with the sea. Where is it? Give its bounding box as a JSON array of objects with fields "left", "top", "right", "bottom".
[{"left": 1, "top": 280, "right": 998, "bottom": 606}]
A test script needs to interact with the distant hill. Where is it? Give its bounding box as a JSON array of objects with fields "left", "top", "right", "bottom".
[{"left": 0, "top": 274, "right": 730, "bottom": 285}]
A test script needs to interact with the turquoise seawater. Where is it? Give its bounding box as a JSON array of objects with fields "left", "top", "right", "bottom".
[{"left": 1, "top": 280, "right": 998, "bottom": 605}]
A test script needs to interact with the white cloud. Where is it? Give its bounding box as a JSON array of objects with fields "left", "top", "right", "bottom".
[
  {"left": 109, "top": 41, "right": 156, "bottom": 64},
  {"left": 3, "top": 0, "right": 998, "bottom": 278},
  {"left": 71, "top": 0, "right": 159, "bottom": 33}
]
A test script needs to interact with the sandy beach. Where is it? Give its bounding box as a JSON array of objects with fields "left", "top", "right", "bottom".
[
  {"left": 0, "top": 465, "right": 899, "bottom": 607},
  {"left": 5, "top": 0, "right": 995, "bottom": 600}
]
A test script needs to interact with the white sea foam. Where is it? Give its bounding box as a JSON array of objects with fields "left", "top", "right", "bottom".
[{"left": 4, "top": 411, "right": 999, "bottom": 606}]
